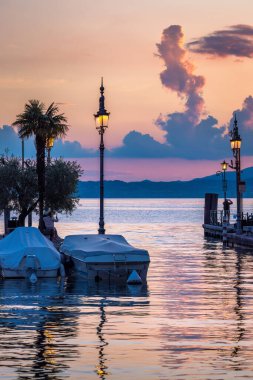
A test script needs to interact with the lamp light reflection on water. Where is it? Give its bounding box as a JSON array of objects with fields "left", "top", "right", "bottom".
[{"left": 1, "top": 199, "right": 253, "bottom": 379}]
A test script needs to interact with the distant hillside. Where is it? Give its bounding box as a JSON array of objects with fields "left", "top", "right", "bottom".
[{"left": 77, "top": 167, "right": 253, "bottom": 198}]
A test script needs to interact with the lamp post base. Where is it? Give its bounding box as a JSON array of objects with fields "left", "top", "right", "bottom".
[
  {"left": 98, "top": 227, "right": 105, "bottom": 235},
  {"left": 98, "top": 218, "right": 105, "bottom": 234}
]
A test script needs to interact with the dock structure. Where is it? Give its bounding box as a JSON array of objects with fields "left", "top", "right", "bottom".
[
  {"left": 203, "top": 193, "right": 253, "bottom": 249},
  {"left": 203, "top": 114, "right": 253, "bottom": 248},
  {"left": 203, "top": 225, "right": 253, "bottom": 249}
]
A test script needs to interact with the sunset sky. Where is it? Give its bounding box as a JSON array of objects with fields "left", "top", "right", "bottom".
[{"left": 1, "top": 0, "right": 253, "bottom": 181}]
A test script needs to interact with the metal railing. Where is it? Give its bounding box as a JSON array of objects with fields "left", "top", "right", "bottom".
[
  {"left": 210, "top": 210, "right": 231, "bottom": 226},
  {"left": 209, "top": 210, "right": 253, "bottom": 227},
  {"left": 242, "top": 213, "right": 253, "bottom": 226}
]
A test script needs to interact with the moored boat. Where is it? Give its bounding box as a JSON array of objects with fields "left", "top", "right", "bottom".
[
  {"left": 60, "top": 234, "right": 150, "bottom": 283},
  {"left": 0, "top": 227, "right": 62, "bottom": 279}
]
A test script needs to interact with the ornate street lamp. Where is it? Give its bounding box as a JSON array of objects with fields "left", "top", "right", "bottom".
[
  {"left": 229, "top": 114, "right": 242, "bottom": 234},
  {"left": 94, "top": 78, "right": 110, "bottom": 234},
  {"left": 46, "top": 137, "right": 54, "bottom": 165}
]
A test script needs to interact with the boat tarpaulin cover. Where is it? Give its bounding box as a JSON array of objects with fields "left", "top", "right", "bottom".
[
  {"left": 61, "top": 234, "right": 150, "bottom": 262},
  {"left": 0, "top": 227, "right": 61, "bottom": 269}
]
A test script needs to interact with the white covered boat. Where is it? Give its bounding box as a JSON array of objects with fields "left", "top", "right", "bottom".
[
  {"left": 0, "top": 227, "right": 62, "bottom": 279},
  {"left": 61, "top": 234, "right": 150, "bottom": 282}
]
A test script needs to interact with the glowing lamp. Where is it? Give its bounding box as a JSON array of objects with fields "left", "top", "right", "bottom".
[
  {"left": 230, "top": 138, "right": 241, "bottom": 151},
  {"left": 94, "top": 113, "right": 109, "bottom": 129},
  {"left": 221, "top": 160, "right": 228, "bottom": 171},
  {"left": 46, "top": 137, "right": 55, "bottom": 149}
]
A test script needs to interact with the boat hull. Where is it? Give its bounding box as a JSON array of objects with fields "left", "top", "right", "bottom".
[
  {"left": 67, "top": 256, "right": 149, "bottom": 283},
  {"left": 1, "top": 268, "right": 59, "bottom": 279}
]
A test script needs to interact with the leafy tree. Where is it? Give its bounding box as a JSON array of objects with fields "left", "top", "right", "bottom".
[
  {"left": 13, "top": 100, "right": 69, "bottom": 229},
  {"left": 0, "top": 157, "right": 82, "bottom": 226},
  {"left": 0, "top": 157, "right": 38, "bottom": 226},
  {"left": 45, "top": 159, "right": 83, "bottom": 214}
]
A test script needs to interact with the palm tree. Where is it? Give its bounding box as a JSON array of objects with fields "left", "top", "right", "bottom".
[{"left": 13, "top": 99, "right": 68, "bottom": 229}]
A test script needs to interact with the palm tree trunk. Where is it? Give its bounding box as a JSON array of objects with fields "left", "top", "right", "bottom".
[{"left": 36, "top": 135, "right": 46, "bottom": 230}]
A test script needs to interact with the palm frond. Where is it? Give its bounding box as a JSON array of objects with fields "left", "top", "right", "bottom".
[
  {"left": 13, "top": 99, "right": 69, "bottom": 140},
  {"left": 13, "top": 99, "right": 45, "bottom": 139}
]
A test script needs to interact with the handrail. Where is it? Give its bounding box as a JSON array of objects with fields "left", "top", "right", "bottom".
[{"left": 209, "top": 210, "right": 230, "bottom": 226}]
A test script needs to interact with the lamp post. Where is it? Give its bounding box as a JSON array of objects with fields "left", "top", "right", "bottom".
[
  {"left": 217, "top": 160, "right": 229, "bottom": 227},
  {"left": 217, "top": 160, "right": 228, "bottom": 201},
  {"left": 219, "top": 160, "right": 228, "bottom": 202},
  {"left": 229, "top": 114, "right": 242, "bottom": 234},
  {"left": 94, "top": 78, "right": 110, "bottom": 235},
  {"left": 46, "top": 137, "right": 54, "bottom": 165}
]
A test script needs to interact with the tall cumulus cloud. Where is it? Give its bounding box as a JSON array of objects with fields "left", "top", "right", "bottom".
[
  {"left": 153, "top": 25, "right": 229, "bottom": 159},
  {"left": 156, "top": 25, "right": 205, "bottom": 125}
]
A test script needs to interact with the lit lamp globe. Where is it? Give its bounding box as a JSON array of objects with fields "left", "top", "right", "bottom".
[
  {"left": 221, "top": 160, "right": 228, "bottom": 171},
  {"left": 46, "top": 137, "right": 55, "bottom": 149},
  {"left": 94, "top": 111, "right": 110, "bottom": 130},
  {"left": 230, "top": 136, "right": 241, "bottom": 151}
]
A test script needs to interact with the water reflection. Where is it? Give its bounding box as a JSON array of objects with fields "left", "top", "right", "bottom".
[
  {"left": 96, "top": 299, "right": 109, "bottom": 379},
  {"left": 231, "top": 252, "right": 244, "bottom": 363},
  {"left": 155, "top": 228, "right": 253, "bottom": 379},
  {"left": 69, "top": 279, "right": 149, "bottom": 380},
  {"left": 2, "top": 199, "right": 253, "bottom": 379},
  {"left": 0, "top": 279, "right": 79, "bottom": 379},
  {"left": 201, "top": 242, "right": 248, "bottom": 372},
  {"left": 0, "top": 277, "right": 149, "bottom": 379}
]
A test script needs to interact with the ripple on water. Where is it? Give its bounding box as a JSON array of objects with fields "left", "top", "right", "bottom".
[{"left": 0, "top": 199, "right": 253, "bottom": 379}]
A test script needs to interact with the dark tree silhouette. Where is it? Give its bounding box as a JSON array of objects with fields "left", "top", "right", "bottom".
[{"left": 13, "top": 100, "right": 68, "bottom": 229}]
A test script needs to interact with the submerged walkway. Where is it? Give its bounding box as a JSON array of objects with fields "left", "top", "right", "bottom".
[{"left": 203, "top": 223, "right": 253, "bottom": 249}]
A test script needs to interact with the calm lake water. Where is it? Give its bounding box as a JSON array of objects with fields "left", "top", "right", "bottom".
[{"left": 1, "top": 198, "right": 253, "bottom": 379}]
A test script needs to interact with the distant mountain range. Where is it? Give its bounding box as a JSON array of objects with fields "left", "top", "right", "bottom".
[{"left": 77, "top": 166, "right": 253, "bottom": 198}]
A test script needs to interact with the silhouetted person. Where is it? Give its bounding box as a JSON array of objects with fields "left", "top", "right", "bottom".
[
  {"left": 223, "top": 199, "right": 233, "bottom": 222},
  {"left": 43, "top": 210, "right": 58, "bottom": 241}
]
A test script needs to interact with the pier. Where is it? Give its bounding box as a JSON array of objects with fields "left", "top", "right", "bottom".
[
  {"left": 203, "top": 193, "right": 253, "bottom": 248},
  {"left": 203, "top": 224, "right": 253, "bottom": 248},
  {"left": 202, "top": 114, "right": 253, "bottom": 249}
]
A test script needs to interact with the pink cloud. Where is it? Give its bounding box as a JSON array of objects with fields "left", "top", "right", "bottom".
[
  {"left": 187, "top": 24, "right": 253, "bottom": 58},
  {"left": 156, "top": 25, "right": 205, "bottom": 125}
]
